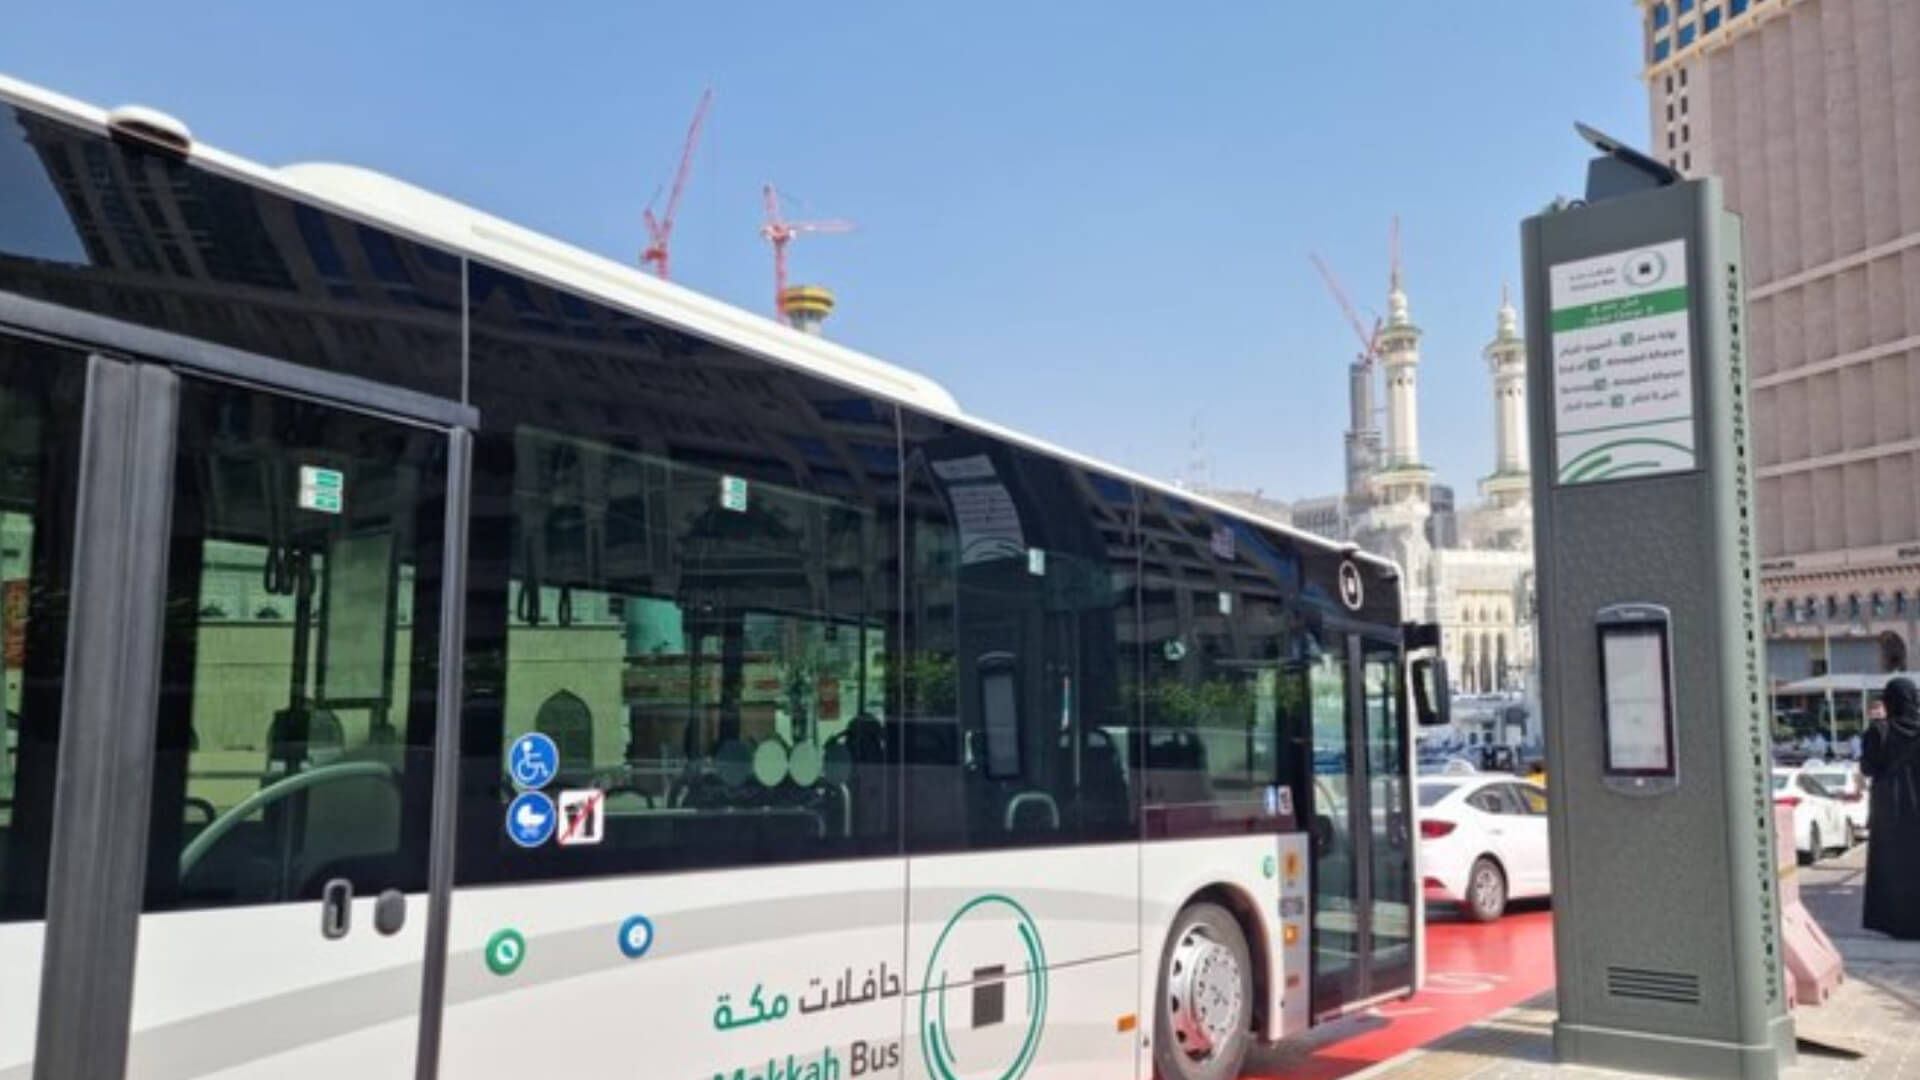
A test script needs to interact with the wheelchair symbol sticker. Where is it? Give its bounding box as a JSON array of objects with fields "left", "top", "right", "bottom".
[{"left": 508, "top": 732, "right": 559, "bottom": 790}]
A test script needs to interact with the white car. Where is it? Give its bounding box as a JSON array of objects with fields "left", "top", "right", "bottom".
[
  {"left": 1799, "top": 761, "right": 1869, "bottom": 839},
  {"left": 1773, "top": 767, "right": 1856, "bottom": 861},
  {"left": 1418, "top": 776, "right": 1551, "bottom": 922}
]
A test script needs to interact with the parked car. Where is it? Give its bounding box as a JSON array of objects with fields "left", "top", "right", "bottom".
[
  {"left": 1418, "top": 775, "right": 1550, "bottom": 922},
  {"left": 1773, "top": 767, "right": 1855, "bottom": 863},
  {"left": 1797, "top": 761, "right": 1869, "bottom": 840}
]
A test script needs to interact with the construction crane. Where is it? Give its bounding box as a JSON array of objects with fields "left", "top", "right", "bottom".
[
  {"left": 760, "top": 182, "right": 853, "bottom": 318},
  {"left": 1309, "top": 253, "right": 1383, "bottom": 368},
  {"left": 640, "top": 88, "right": 712, "bottom": 281}
]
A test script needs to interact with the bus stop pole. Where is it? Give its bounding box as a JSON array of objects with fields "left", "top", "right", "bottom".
[{"left": 1522, "top": 126, "right": 1792, "bottom": 1079}]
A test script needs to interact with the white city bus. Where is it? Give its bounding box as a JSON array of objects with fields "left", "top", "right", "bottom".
[{"left": 0, "top": 73, "right": 1449, "bottom": 1080}]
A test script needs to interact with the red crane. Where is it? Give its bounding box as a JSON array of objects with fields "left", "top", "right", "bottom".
[
  {"left": 1309, "top": 253, "right": 1383, "bottom": 368},
  {"left": 640, "top": 88, "right": 712, "bottom": 281},
  {"left": 760, "top": 182, "right": 853, "bottom": 317}
]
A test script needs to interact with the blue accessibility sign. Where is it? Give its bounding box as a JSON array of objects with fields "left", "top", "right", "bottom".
[
  {"left": 508, "top": 732, "right": 560, "bottom": 790},
  {"left": 506, "top": 791, "right": 557, "bottom": 848}
]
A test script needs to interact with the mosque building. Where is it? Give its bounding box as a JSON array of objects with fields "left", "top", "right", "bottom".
[{"left": 1208, "top": 277, "right": 1537, "bottom": 698}]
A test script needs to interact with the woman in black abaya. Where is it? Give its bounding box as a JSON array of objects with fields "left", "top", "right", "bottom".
[{"left": 1862, "top": 676, "right": 1920, "bottom": 939}]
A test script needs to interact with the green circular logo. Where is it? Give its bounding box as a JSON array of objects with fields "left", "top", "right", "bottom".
[
  {"left": 485, "top": 928, "right": 526, "bottom": 976},
  {"left": 919, "top": 894, "right": 1048, "bottom": 1080},
  {"left": 1262, "top": 855, "right": 1277, "bottom": 879}
]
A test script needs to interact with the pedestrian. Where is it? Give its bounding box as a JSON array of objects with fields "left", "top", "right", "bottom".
[{"left": 1861, "top": 677, "right": 1920, "bottom": 940}]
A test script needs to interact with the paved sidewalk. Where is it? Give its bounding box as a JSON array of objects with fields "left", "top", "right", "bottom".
[{"left": 1348, "top": 843, "right": 1920, "bottom": 1079}]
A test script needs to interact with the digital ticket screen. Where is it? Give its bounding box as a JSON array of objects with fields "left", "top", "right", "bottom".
[{"left": 1598, "top": 621, "right": 1676, "bottom": 778}]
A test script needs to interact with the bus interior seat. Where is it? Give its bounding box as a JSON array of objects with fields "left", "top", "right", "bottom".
[
  {"left": 308, "top": 710, "right": 344, "bottom": 763},
  {"left": 1139, "top": 730, "right": 1212, "bottom": 807},
  {"left": 834, "top": 713, "right": 889, "bottom": 831},
  {"left": 843, "top": 713, "right": 887, "bottom": 765},
  {"left": 1064, "top": 727, "right": 1130, "bottom": 830},
  {"left": 903, "top": 721, "right": 966, "bottom": 833},
  {"left": 1003, "top": 790, "right": 1060, "bottom": 834},
  {"left": 265, "top": 707, "right": 345, "bottom": 775},
  {"left": 294, "top": 750, "right": 402, "bottom": 884}
]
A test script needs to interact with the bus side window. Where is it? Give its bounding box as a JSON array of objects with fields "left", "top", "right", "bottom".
[
  {"left": 458, "top": 276, "right": 912, "bottom": 884},
  {"left": 900, "top": 418, "right": 1141, "bottom": 853}
]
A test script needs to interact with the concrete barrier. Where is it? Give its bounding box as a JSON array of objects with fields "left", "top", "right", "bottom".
[{"left": 1775, "top": 804, "right": 1844, "bottom": 1006}]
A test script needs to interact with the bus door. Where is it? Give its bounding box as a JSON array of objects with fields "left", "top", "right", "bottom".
[
  {"left": 1308, "top": 632, "right": 1414, "bottom": 1018},
  {"left": 1, "top": 294, "right": 473, "bottom": 1079}
]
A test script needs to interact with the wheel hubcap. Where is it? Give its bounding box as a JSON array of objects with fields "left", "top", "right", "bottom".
[
  {"left": 1473, "top": 867, "right": 1500, "bottom": 911},
  {"left": 1166, "top": 925, "right": 1242, "bottom": 1061}
]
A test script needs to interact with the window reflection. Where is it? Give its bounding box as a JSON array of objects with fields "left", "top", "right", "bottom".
[
  {"left": 900, "top": 425, "right": 1139, "bottom": 850},
  {"left": 0, "top": 338, "right": 84, "bottom": 924},
  {"left": 1308, "top": 650, "right": 1354, "bottom": 989},
  {"left": 0, "top": 107, "right": 462, "bottom": 398},
  {"left": 495, "top": 429, "right": 895, "bottom": 854},
  {"left": 1136, "top": 489, "right": 1309, "bottom": 839},
  {"left": 144, "top": 382, "right": 447, "bottom": 911},
  {"left": 1364, "top": 646, "right": 1411, "bottom": 969},
  {"left": 462, "top": 266, "right": 906, "bottom": 878}
]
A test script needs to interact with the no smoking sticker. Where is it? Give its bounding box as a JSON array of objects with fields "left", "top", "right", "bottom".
[{"left": 558, "top": 788, "right": 605, "bottom": 846}]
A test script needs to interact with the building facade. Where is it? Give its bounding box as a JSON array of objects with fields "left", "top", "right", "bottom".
[{"left": 1637, "top": 0, "right": 1920, "bottom": 682}]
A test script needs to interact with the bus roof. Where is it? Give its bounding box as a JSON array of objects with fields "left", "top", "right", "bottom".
[{"left": 0, "top": 71, "right": 1401, "bottom": 581}]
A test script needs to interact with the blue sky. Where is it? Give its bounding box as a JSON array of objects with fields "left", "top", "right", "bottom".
[{"left": 1, "top": 2, "right": 1645, "bottom": 501}]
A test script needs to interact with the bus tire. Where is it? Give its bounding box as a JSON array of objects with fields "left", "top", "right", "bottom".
[{"left": 1153, "top": 901, "right": 1253, "bottom": 1080}]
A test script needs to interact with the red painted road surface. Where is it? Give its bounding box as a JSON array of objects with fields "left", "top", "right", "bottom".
[{"left": 1242, "top": 907, "right": 1556, "bottom": 1080}]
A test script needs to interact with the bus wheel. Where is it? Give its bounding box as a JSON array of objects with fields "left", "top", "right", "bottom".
[{"left": 1153, "top": 902, "right": 1253, "bottom": 1080}]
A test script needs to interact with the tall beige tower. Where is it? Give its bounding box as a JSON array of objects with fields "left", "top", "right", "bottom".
[
  {"left": 1380, "top": 281, "right": 1420, "bottom": 468},
  {"left": 1482, "top": 289, "right": 1530, "bottom": 509},
  {"left": 1635, "top": 0, "right": 1920, "bottom": 676},
  {"left": 1367, "top": 271, "right": 1434, "bottom": 509}
]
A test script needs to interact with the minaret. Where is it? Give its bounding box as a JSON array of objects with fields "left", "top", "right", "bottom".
[
  {"left": 1481, "top": 287, "right": 1532, "bottom": 510},
  {"left": 1366, "top": 263, "right": 1432, "bottom": 509},
  {"left": 1379, "top": 273, "right": 1422, "bottom": 468}
]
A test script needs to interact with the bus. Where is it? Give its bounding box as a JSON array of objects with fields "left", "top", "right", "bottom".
[{"left": 0, "top": 73, "right": 1449, "bottom": 1080}]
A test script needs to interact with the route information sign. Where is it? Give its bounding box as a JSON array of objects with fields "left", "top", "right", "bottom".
[{"left": 1549, "top": 239, "right": 1695, "bottom": 485}]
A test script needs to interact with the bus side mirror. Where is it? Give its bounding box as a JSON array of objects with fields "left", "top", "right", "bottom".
[{"left": 1413, "top": 657, "right": 1451, "bottom": 727}]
